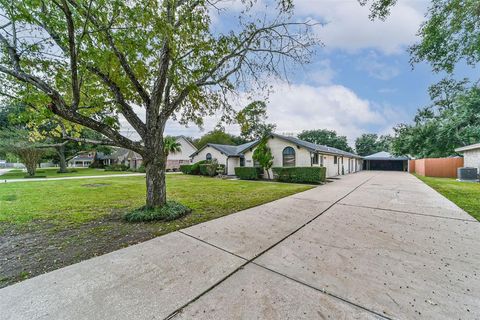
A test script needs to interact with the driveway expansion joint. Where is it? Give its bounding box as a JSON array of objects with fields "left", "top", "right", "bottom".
[
  {"left": 338, "top": 202, "right": 478, "bottom": 223},
  {"left": 165, "top": 174, "right": 379, "bottom": 320}
]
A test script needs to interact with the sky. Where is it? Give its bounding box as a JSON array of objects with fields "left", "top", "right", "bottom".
[{"left": 123, "top": 0, "right": 444, "bottom": 145}]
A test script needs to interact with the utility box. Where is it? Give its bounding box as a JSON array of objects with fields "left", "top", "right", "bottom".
[{"left": 457, "top": 167, "right": 479, "bottom": 182}]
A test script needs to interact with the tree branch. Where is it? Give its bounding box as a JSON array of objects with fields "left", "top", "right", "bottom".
[
  {"left": 68, "top": 0, "right": 151, "bottom": 107},
  {"left": 59, "top": 0, "right": 80, "bottom": 109},
  {"left": 88, "top": 65, "right": 147, "bottom": 138}
]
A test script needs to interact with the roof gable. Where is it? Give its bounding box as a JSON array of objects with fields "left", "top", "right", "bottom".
[{"left": 364, "top": 151, "right": 409, "bottom": 161}]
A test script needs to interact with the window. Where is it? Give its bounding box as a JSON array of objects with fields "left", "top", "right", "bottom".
[
  {"left": 240, "top": 157, "right": 245, "bottom": 167},
  {"left": 312, "top": 153, "right": 319, "bottom": 165},
  {"left": 282, "top": 147, "right": 296, "bottom": 167},
  {"left": 206, "top": 153, "right": 212, "bottom": 161},
  {"left": 334, "top": 156, "right": 337, "bottom": 164}
]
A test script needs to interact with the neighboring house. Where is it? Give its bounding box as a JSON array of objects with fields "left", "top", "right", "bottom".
[
  {"left": 107, "top": 136, "right": 197, "bottom": 170},
  {"left": 190, "top": 140, "right": 259, "bottom": 175},
  {"left": 455, "top": 143, "right": 480, "bottom": 172},
  {"left": 363, "top": 151, "right": 409, "bottom": 172},
  {"left": 191, "top": 133, "right": 363, "bottom": 178},
  {"left": 69, "top": 152, "right": 95, "bottom": 167},
  {"left": 166, "top": 136, "right": 197, "bottom": 171}
]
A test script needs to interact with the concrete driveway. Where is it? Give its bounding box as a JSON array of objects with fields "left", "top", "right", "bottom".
[{"left": 1, "top": 171, "right": 478, "bottom": 319}]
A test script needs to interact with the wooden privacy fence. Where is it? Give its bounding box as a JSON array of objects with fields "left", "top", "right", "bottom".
[{"left": 409, "top": 157, "right": 464, "bottom": 178}]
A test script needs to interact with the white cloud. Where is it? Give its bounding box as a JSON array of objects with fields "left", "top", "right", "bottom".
[
  {"left": 258, "top": 80, "right": 394, "bottom": 142},
  {"left": 117, "top": 80, "right": 404, "bottom": 144},
  {"left": 294, "top": 0, "right": 426, "bottom": 54},
  {"left": 356, "top": 51, "right": 400, "bottom": 80}
]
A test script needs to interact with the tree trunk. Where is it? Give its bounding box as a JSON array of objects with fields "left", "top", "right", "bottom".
[
  {"left": 57, "top": 145, "right": 68, "bottom": 173},
  {"left": 145, "top": 156, "right": 167, "bottom": 208}
]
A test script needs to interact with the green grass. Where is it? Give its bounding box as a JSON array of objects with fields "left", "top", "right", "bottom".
[
  {"left": 0, "top": 174, "right": 313, "bottom": 288},
  {"left": 0, "top": 167, "right": 133, "bottom": 180},
  {"left": 416, "top": 175, "right": 480, "bottom": 221},
  {"left": 0, "top": 174, "right": 313, "bottom": 227}
]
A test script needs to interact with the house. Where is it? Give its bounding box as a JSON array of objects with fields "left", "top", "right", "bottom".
[
  {"left": 111, "top": 135, "right": 197, "bottom": 170},
  {"left": 166, "top": 136, "right": 198, "bottom": 171},
  {"left": 69, "top": 152, "right": 95, "bottom": 167},
  {"left": 455, "top": 143, "right": 480, "bottom": 172},
  {"left": 363, "top": 151, "right": 409, "bottom": 171},
  {"left": 69, "top": 136, "right": 197, "bottom": 170},
  {"left": 190, "top": 133, "right": 363, "bottom": 178},
  {"left": 190, "top": 140, "right": 259, "bottom": 175}
]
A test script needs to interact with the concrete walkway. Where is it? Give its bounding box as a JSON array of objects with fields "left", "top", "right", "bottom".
[
  {"left": 1, "top": 171, "right": 478, "bottom": 319},
  {"left": 0, "top": 168, "right": 12, "bottom": 176},
  {"left": 0, "top": 173, "right": 146, "bottom": 183}
]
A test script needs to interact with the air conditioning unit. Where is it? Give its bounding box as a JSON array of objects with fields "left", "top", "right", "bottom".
[{"left": 457, "top": 167, "right": 479, "bottom": 182}]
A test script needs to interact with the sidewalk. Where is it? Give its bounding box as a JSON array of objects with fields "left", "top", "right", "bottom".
[{"left": 0, "top": 173, "right": 146, "bottom": 183}]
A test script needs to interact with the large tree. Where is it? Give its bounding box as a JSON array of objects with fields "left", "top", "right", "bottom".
[
  {"left": 298, "top": 129, "right": 354, "bottom": 153},
  {"left": 391, "top": 86, "right": 480, "bottom": 158},
  {"left": 355, "top": 133, "right": 392, "bottom": 156},
  {"left": 236, "top": 101, "right": 276, "bottom": 141},
  {"left": 0, "top": 1, "right": 318, "bottom": 208},
  {"left": 194, "top": 129, "right": 245, "bottom": 149}
]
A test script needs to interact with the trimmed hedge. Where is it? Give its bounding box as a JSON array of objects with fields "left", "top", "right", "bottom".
[
  {"left": 272, "top": 167, "right": 326, "bottom": 184},
  {"left": 180, "top": 164, "right": 194, "bottom": 174},
  {"left": 180, "top": 160, "right": 206, "bottom": 175},
  {"left": 235, "top": 167, "right": 263, "bottom": 180},
  {"left": 105, "top": 164, "right": 129, "bottom": 171}
]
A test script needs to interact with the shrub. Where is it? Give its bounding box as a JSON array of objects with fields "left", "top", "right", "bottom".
[
  {"left": 180, "top": 164, "right": 193, "bottom": 174},
  {"left": 199, "top": 160, "right": 224, "bottom": 176},
  {"left": 124, "top": 201, "right": 191, "bottom": 222},
  {"left": 235, "top": 167, "right": 263, "bottom": 180},
  {"left": 272, "top": 167, "right": 326, "bottom": 184},
  {"left": 189, "top": 160, "right": 207, "bottom": 175},
  {"left": 216, "top": 164, "right": 226, "bottom": 175},
  {"left": 104, "top": 164, "right": 129, "bottom": 171},
  {"left": 199, "top": 163, "right": 209, "bottom": 176},
  {"left": 136, "top": 165, "right": 146, "bottom": 173}
]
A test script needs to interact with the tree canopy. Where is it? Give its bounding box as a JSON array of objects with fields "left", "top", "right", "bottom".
[
  {"left": 355, "top": 133, "right": 392, "bottom": 156},
  {"left": 391, "top": 86, "right": 480, "bottom": 158},
  {"left": 298, "top": 129, "right": 353, "bottom": 153},
  {"left": 0, "top": 0, "right": 318, "bottom": 207},
  {"left": 194, "top": 129, "right": 245, "bottom": 149},
  {"left": 236, "top": 101, "right": 276, "bottom": 141}
]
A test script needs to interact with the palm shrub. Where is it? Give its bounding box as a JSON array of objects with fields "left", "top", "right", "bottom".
[{"left": 164, "top": 136, "right": 182, "bottom": 157}]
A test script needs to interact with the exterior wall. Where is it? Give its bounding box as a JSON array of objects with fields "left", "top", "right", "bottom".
[
  {"left": 227, "top": 157, "right": 240, "bottom": 175},
  {"left": 411, "top": 157, "right": 464, "bottom": 178},
  {"left": 241, "top": 136, "right": 361, "bottom": 179},
  {"left": 168, "top": 137, "right": 197, "bottom": 161},
  {"left": 191, "top": 146, "right": 228, "bottom": 169},
  {"left": 464, "top": 149, "right": 480, "bottom": 171},
  {"left": 267, "top": 135, "right": 312, "bottom": 167}
]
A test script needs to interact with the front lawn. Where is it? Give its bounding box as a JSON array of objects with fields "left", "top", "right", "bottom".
[
  {"left": 416, "top": 175, "right": 480, "bottom": 221},
  {"left": 0, "top": 167, "right": 133, "bottom": 180},
  {"left": 0, "top": 174, "right": 312, "bottom": 287}
]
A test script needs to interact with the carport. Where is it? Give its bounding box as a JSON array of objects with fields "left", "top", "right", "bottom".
[{"left": 363, "top": 151, "right": 409, "bottom": 171}]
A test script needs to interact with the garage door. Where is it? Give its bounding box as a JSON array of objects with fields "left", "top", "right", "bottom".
[{"left": 367, "top": 160, "right": 405, "bottom": 171}]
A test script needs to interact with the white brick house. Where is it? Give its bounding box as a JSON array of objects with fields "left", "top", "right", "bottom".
[{"left": 190, "top": 133, "right": 362, "bottom": 178}]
